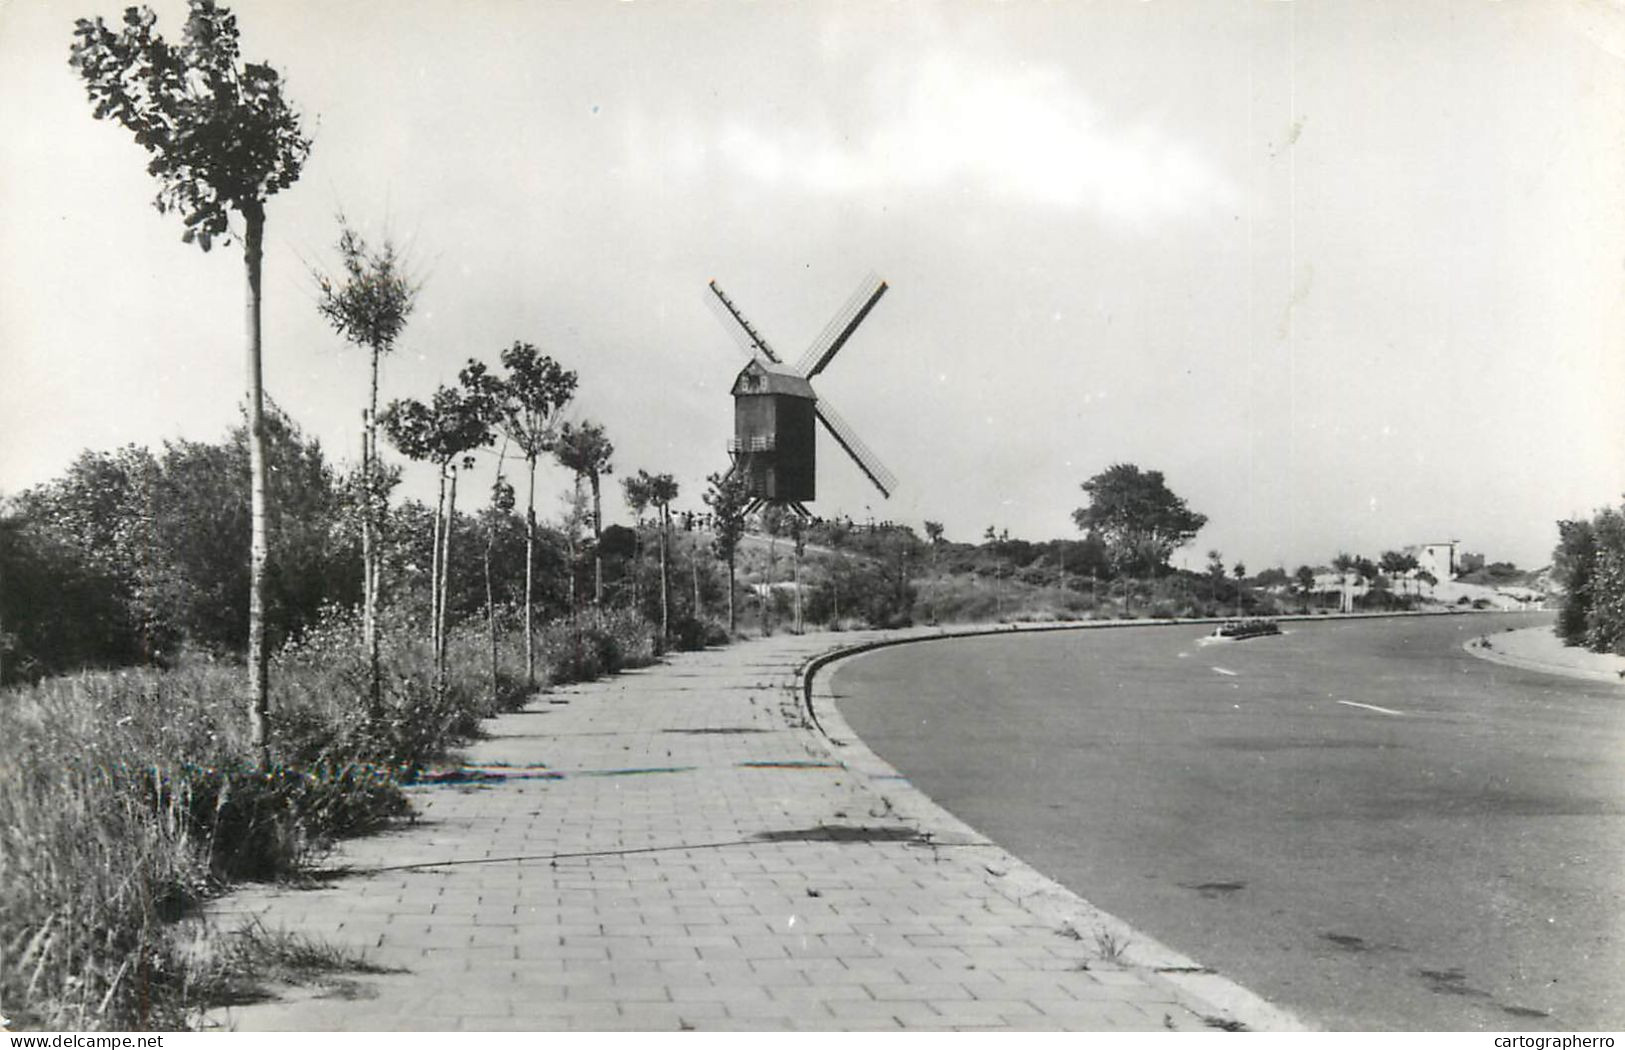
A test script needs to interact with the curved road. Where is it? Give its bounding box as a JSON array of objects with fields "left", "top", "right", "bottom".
[{"left": 831, "top": 613, "right": 1625, "bottom": 1030}]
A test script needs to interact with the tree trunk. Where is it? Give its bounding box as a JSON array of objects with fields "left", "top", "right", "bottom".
[
  {"left": 243, "top": 203, "right": 271, "bottom": 767},
  {"left": 364, "top": 348, "right": 382, "bottom": 707},
  {"left": 692, "top": 550, "right": 701, "bottom": 622},
  {"left": 485, "top": 520, "right": 497, "bottom": 706},
  {"left": 590, "top": 474, "right": 603, "bottom": 605},
  {"left": 763, "top": 536, "right": 776, "bottom": 633},
  {"left": 793, "top": 548, "right": 802, "bottom": 634},
  {"left": 726, "top": 557, "right": 736, "bottom": 634},
  {"left": 658, "top": 507, "right": 669, "bottom": 640},
  {"left": 438, "top": 466, "right": 458, "bottom": 692},
  {"left": 523, "top": 456, "right": 537, "bottom": 689},
  {"left": 360, "top": 418, "right": 380, "bottom": 708},
  {"left": 630, "top": 521, "right": 642, "bottom": 612},
  {"left": 568, "top": 477, "right": 580, "bottom": 614},
  {"left": 430, "top": 467, "right": 446, "bottom": 666}
]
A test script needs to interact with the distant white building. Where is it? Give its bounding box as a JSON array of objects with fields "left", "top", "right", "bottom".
[{"left": 1415, "top": 540, "right": 1458, "bottom": 582}]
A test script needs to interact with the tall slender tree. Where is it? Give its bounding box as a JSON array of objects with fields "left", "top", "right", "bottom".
[
  {"left": 1294, "top": 564, "right": 1316, "bottom": 610},
  {"left": 789, "top": 513, "right": 806, "bottom": 634},
  {"left": 1331, "top": 552, "right": 1357, "bottom": 613},
  {"left": 70, "top": 0, "right": 311, "bottom": 764},
  {"left": 621, "top": 474, "right": 653, "bottom": 614},
  {"left": 381, "top": 377, "right": 492, "bottom": 689},
  {"left": 760, "top": 505, "right": 789, "bottom": 634},
  {"left": 704, "top": 470, "right": 750, "bottom": 635},
  {"left": 554, "top": 422, "right": 614, "bottom": 606},
  {"left": 314, "top": 222, "right": 417, "bottom": 703},
  {"left": 622, "top": 470, "right": 679, "bottom": 639},
  {"left": 1206, "top": 549, "right": 1226, "bottom": 611},
  {"left": 486, "top": 343, "right": 576, "bottom": 688},
  {"left": 923, "top": 520, "right": 944, "bottom": 624},
  {"left": 482, "top": 473, "right": 515, "bottom": 705},
  {"left": 647, "top": 474, "right": 680, "bottom": 639}
]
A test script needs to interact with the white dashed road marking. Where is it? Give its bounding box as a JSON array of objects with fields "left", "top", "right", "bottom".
[
  {"left": 1212, "top": 666, "right": 1239, "bottom": 677},
  {"left": 1337, "top": 700, "right": 1405, "bottom": 716}
]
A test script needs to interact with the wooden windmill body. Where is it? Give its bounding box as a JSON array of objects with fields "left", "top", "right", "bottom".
[{"left": 708, "top": 275, "right": 897, "bottom": 516}]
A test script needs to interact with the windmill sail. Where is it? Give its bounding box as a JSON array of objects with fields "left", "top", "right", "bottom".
[
  {"left": 795, "top": 274, "right": 888, "bottom": 378},
  {"left": 814, "top": 397, "right": 896, "bottom": 499},
  {"left": 707, "top": 280, "right": 781, "bottom": 364}
]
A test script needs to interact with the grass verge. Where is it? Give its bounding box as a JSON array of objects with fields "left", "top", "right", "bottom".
[{"left": 0, "top": 604, "right": 659, "bottom": 1030}]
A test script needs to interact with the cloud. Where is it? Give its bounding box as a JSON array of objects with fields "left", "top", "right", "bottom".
[{"left": 708, "top": 50, "right": 1237, "bottom": 228}]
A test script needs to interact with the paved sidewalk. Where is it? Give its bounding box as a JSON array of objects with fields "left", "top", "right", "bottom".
[
  {"left": 205, "top": 626, "right": 1302, "bottom": 1032},
  {"left": 1464, "top": 625, "right": 1625, "bottom": 685}
]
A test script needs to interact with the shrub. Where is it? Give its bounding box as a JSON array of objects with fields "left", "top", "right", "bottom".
[
  {"left": 669, "top": 614, "right": 729, "bottom": 650},
  {"left": 532, "top": 607, "right": 659, "bottom": 684}
]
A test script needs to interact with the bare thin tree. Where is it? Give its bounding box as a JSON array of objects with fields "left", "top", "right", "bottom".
[{"left": 314, "top": 222, "right": 417, "bottom": 704}]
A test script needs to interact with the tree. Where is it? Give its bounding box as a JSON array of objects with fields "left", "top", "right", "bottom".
[
  {"left": 71, "top": 0, "right": 312, "bottom": 763},
  {"left": 923, "top": 521, "right": 944, "bottom": 623},
  {"left": 1073, "top": 465, "right": 1207, "bottom": 587},
  {"left": 556, "top": 485, "right": 593, "bottom": 612},
  {"left": 760, "top": 505, "right": 791, "bottom": 634},
  {"left": 1331, "top": 552, "right": 1356, "bottom": 613},
  {"left": 381, "top": 376, "right": 492, "bottom": 689},
  {"left": 1206, "top": 549, "right": 1226, "bottom": 610},
  {"left": 646, "top": 474, "right": 679, "bottom": 639},
  {"left": 789, "top": 513, "right": 807, "bottom": 634},
  {"left": 1379, "top": 550, "right": 1416, "bottom": 599},
  {"left": 621, "top": 474, "right": 653, "bottom": 612},
  {"left": 554, "top": 421, "right": 614, "bottom": 606},
  {"left": 622, "top": 470, "right": 679, "bottom": 639},
  {"left": 1294, "top": 565, "right": 1316, "bottom": 602},
  {"left": 482, "top": 475, "right": 515, "bottom": 705},
  {"left": 1232, "top": 561, "right": 1246, "bottom": 617},
  {"left": 487, "top": 343, "right": 576, "bottom": 687},
  {"left": 1554, "top": 504, "right": 1625, "bottom": 653},
  {"left": 314, "top": 222, "right": 418, "bottom": 703},
  {"left": 704, "top": 470, "right": 750, "bottom": 634}
]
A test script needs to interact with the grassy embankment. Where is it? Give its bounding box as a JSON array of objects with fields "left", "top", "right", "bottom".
[{"left": 0, "top": 606, "right": 660, "bottom": 1030}]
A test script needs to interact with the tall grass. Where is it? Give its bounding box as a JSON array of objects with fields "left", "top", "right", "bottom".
[{"left": 0, "top": 604, "right": 660, "bottom": 1030}]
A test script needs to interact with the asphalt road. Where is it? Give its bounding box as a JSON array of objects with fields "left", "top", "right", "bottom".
[{"left": 831, "top": 613, "right": 1625, "bottom": 1030}]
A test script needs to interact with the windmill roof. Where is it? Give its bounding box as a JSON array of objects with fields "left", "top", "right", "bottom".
[{"left": 732, "top": 358, "right": 815, "bottom": 399}]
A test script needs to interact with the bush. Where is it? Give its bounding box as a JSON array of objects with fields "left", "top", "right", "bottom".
[
  {"left": 670, "top": 614, "right": 729, "bottom": 650},
  {"left": 533, "top": 607, "right": 659, "bottom": 684}
]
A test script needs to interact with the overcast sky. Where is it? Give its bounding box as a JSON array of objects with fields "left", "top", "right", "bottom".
[{"left": 3, "top": 0, "right": 1622, "bottom": 571}]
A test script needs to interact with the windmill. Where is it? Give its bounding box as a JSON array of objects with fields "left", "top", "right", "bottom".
[{"left": 707, "top": 274, "right": 898, "bottom": 517}]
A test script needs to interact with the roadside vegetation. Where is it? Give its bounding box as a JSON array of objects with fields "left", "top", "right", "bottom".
[{"left": 1554, "top": 499, "right": 1625, "bottom": 655}]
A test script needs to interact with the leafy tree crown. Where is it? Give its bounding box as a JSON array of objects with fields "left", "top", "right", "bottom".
[
  {"left": 703, "top": 470, "right": 751, "bottom": 563},
  {"left": 1071, "top": 463, "right": 1206, "bottom": 576},
  {"left": 554, "top": 421, "right": 614, "bottom": 481},
  {"left": 315, "top": 224, "right": 417, "bottom": 352},
  {"left": 69, "top": 0, "right": 311, "bottom": 250},
  {"left": 496, "top": 342, "right": 578, "bottom": 460}
]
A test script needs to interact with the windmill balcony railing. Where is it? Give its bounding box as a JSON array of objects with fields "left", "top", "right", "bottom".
[{"left": 728, "top": 435, "right": 776, "bottom": 453}]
